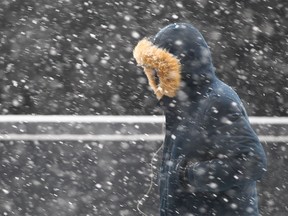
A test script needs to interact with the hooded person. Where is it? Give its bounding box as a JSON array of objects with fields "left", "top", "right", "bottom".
[{"left": 133, "top": 23, "right": 267, "bottom": 216}]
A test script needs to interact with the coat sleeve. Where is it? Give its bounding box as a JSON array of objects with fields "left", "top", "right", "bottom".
[{"left": 183, "top": 96, "right": 267, "bottom": 192}]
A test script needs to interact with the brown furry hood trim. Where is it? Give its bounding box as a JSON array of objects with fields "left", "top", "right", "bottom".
[{"left": 133, "top": 38, "right": 181, "bottom": 100}]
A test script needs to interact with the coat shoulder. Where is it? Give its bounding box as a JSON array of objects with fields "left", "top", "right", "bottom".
[
  {"left": 206, "top": 80, "right": 246, "bottom": 114},
  {"left": 202, "top": 82, "right": 248, "bottom": 129}
]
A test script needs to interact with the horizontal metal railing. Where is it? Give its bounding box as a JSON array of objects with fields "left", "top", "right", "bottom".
[{"left": 0, "top": 115, "right": 287, "bottom": 142}]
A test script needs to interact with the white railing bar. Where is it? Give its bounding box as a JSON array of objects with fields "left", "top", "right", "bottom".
[
  {"left": 0, "top": 115, "right": 287, "bottom": 124},
  {"left": 0, "top": 134, "right": 165, "bottom": 141},
  {"left": 0, "top": 115, "right": 165, "bottom": 123},
  {"left": 0, "top": 134, "right": 287, "bottom": 142},
  {"left": 258, "top": 136, "right": 288, "bottom": 143},
  {"left": 249, "top": 117, "right": 288, "bottom": 124}
]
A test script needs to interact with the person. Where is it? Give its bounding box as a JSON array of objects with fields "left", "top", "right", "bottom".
[{"left": 133, "top": 23, "right": 267, "bottom": 216}]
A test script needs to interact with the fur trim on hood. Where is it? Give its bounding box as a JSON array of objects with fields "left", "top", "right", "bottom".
[{"left": 133, "top": 38, "right": 181, "bottom": 100}]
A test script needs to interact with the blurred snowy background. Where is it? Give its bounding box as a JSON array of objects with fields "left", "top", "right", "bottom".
[
  {"left": 0, "top": 0, "right": 287, "bottom": 116},
  {"left": 0, "top": 0, "right": 288, "bottom": 215}
]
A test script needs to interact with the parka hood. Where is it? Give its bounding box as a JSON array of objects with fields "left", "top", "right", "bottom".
[
  {"left": 133, "top": 23, "right": 215, "bottom": 101},
  {"left": 153, "top": 23, "right": 215, "bottom": 89}
]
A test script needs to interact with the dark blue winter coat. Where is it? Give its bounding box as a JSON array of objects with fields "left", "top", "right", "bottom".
[{"left": 153, "top": 23, "right": 267, "bottom": 216}]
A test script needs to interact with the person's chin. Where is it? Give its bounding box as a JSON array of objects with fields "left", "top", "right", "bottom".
[{"left": 157, "top": 95, "right": 175, "bottom": 110}]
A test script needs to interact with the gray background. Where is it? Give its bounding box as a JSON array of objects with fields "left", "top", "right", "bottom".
[{"left": 0, "top": 0, "right": 287, "bottom": 116}]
